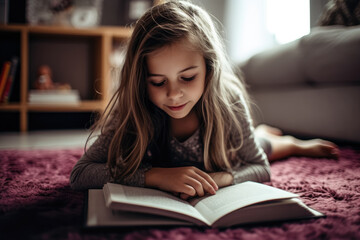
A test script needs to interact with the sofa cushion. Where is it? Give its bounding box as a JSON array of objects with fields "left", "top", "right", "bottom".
[
  {"left": 240, "top": 26, "right": 360, "bottom": 88},
  {"left": 250, "top": 85, "right": 360, "bottom": 143},
  {"left": 240, "top": 40, "right": 304, "bottom": 88},
  {"left": 301, "top": 25, "right": 360, "bottom": 85}
]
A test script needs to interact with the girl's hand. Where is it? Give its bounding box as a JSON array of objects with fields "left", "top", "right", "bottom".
[
  {"left": 145, "top": 167, "right": 218, "bottom": 198},
  {"left": 208, "top": 172, "right": 234, "bottom": 188},
  {"left": 172, "top": 172, "right": 234, "bottom": 200}
]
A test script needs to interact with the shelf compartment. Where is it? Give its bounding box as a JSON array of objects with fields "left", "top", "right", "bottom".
[
  {"left": 0, "top": 25, "right": 132, "bottom": 38},
  {"left": 0, "top": 103, "right": 22, "bottom": 111},
  {"left": 28, "top": 111, "right": 95, "bottom": 131},
  {"left": 0, "top": 24, "right": 131, "bottom": 132},
  {"left": 0, "top": 111, "right": 20, "bottom": 131},
  {"left": 26, "top": 100, "right": 105, "bottom": 112},
  {"left": 28, "top": 34, "right": 99, "bottom": 100}
]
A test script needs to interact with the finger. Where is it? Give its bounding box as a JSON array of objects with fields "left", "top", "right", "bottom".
[
  {"left": 179, "top": 193, "right": 191, "bottom": 200},
  {"left": 185, "top": 177, "right": 205, "bottom": 197},
  {"left": 195, "top": 169, "right": 219, "bottom": 191},
  {"left": 192, "top": 170, "right": 218, "bottom": 194},
  {"left": 198, "top": 177, "right": 216, "bottom": 195},
  {"left": 180, "top": 184, "right": 197, "bottom": 197}
]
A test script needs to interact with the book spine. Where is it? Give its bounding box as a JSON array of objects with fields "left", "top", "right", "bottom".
[
  {"left": 1, "top": 57, "right": 19, "bottom": 103},
  {"left": 0, "top": 61, "right": 11, "bottom": 100},
  {"left": 0, "top": 0, "right": 9, "bottom": 24}
]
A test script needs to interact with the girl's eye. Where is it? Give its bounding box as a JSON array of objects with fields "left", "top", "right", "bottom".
[
  {"left": 150, "top": 81, "right": 165, "bottom": 87},
  {"left": 181, "top": 75, "right": 196, "bottom": 82}
]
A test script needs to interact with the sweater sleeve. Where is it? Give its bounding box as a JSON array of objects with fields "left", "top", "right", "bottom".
[
  {"left": 69, "top": 130, "right": 152, "bottom": 190},
  {"left": 229, "top": 106, "right": 271, "bottom": 184}
]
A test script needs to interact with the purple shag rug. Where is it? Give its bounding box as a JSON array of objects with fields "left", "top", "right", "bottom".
[{"left": 0, "top": 147, "right": 359, "bottom": 240}]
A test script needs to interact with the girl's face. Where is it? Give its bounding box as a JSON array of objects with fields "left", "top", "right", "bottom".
[{"left": 146, "top": 40, "right": 206, "bottom": 120}]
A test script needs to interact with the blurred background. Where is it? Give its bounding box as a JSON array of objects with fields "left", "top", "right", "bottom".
[
  {"left": 2, "top": 0, "right": 327, "bottom": 63},
  {"left": 1, "top": 0, "right": 359, "bottom": 144},
  {"left": 193, "top": 0, "right": 325, "bottom": 63}
]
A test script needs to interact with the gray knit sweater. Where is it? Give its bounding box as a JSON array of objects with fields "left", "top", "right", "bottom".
[{"left": 70, "top": 112, "right": 271, "bottom": 190}]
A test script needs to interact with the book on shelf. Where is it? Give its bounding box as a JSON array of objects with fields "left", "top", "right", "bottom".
[
  {"left": 28, "top": 89, "right": 80, "bottom": 105},
  {"left": 0, "top": 60, "right": 11, "bottom": 100},
  {"left": 0, "top": 0, "right": 9, "bottom": 24},
  {"left": 1, "top": 56, "right": 19, "bottom": 103},
  {"left": 86, "top": 181, "right": 325, "bottom": 228}
]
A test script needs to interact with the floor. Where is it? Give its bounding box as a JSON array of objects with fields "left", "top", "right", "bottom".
[
  {"left": 0, "top": 129, "right": 90, "bottom": 150},
  {"left": 1, "top": 129, "right": 357, "bottom": 151}
]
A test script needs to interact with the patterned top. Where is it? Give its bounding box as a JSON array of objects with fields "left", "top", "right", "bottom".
[{"left": 70, "top": 110, "right": 271, "bottom": 190}]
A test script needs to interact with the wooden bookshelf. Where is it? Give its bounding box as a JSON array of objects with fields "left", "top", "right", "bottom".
[{"left": 0, "top": 24, "right": 132, "bottom": 132}]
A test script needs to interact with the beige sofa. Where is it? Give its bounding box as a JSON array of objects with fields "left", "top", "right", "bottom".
[{"left": 240, "top": 25, "right": 360, "bottom": 143}]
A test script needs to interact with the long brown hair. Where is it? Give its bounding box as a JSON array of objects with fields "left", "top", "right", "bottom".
[
  {"left": 318, "top": 0, "right": 360, "bottom": 26},
  {"left": 89, "top": 0, "right": 251, "bottom": 182}
]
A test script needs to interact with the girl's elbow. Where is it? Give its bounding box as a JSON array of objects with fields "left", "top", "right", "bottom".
[
  {"left": 69, "top": 178, "right": 87, "bottom": 191},
  {"left": 69, "top": 170, "right": 83, "bottom": 191},
  {"left": 69, "top": 176, "right": 79, "bottom": 190},
  {"left": 263, "top": 164, "right": 271, "bottom": 182}
]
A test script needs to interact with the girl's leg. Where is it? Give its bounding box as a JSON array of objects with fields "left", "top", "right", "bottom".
[{"left": 255, "top": 124, "right": 339, "bottom": 162}]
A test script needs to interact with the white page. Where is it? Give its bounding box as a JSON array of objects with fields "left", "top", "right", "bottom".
[
  {"left": 211, "top": 198, "right": 324, "bottom": 228},
  {"left": 191, "top": 181, "right": 298, "bottom": 224},
  {"left": 105, "top": 183, "right": 210, "bottom": 225},
  {"left": 87, "top": 189, "right": 193, "bottom": 227}
]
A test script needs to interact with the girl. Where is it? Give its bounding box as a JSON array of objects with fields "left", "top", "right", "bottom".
[{"left": 70, "top": 1, "right": 339, "bottom": 199}]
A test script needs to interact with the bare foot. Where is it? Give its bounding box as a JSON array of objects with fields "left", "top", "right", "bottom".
[
  {"left": 292, "top": 138, "right": 339, "bottom": 159},
  {"left": 255, "top": 124, "right": 340, "bottom": 161}
]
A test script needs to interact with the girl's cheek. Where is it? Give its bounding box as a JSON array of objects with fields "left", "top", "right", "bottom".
[
  {"left": 147, "top": 87, "right": 163, "bottom": 103},
  {"left": 148, "top": 86, "right": 161, "bottom": 96}
]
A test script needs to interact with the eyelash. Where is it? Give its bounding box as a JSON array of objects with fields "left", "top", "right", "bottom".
[
  {"left": 150, "top": 81, "right": 165, "bottom": 87},
  {"left": 181, "top": 75, "right": 196, "bottom": 82},
  {"left": 149, "top": 75, "right": 197, "bottom": 87}
]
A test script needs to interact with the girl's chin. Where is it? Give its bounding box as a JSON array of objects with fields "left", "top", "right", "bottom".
[
  {"left": 165, "top": 108, "right": 192, "bottom": 119},
  {"left": 167, "top": 112, "right": 189, "bottom": 119}
]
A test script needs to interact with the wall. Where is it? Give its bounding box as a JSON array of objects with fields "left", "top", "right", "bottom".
[{"left": 191, "top": 0, "right": 329, "bottom": 63}]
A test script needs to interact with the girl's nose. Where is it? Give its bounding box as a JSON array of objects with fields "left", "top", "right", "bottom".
[{"left": 167, "top": 83, "right": 183, "bottom": 99}]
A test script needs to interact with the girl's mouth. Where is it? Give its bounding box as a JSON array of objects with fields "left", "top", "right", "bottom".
[{"left": 167, "top": 103, "right": 187, "bottom": 111}]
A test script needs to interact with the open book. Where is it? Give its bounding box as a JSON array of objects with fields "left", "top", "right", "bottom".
[{"left": 86, "top": 181, "right": 324, "bottom": 228}]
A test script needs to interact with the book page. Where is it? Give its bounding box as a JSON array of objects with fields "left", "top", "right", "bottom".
[
  {"left": 104, "top": 183, "right": 210, "bottom": 225},
  {"left": 211, "top": 198, "right": 324, "bottom": 228},
  {"left": 190, "top": 181, "right": 298, "bottom": 224},
  {"left": 87, "top": 189, "right": 193, "bottom": 227}
]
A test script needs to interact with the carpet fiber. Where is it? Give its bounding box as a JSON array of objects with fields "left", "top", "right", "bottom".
[{"left": 0, "top": 147, "right": 359, "bottom": 240}]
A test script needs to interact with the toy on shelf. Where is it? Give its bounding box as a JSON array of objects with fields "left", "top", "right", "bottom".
[
  {"left": 30, "top": 64, "right": 79, "bottom": 105},
  {"left": 33, "top": 65, "right": 71, "bottom": 90}
]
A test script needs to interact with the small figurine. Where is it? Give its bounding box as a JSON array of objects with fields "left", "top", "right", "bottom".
[
  {"left": 34, "top": 65, "right": 54, "bottom": 90},
  {"left": 34, "top": 65, "right": 71, "bottom": 90}
]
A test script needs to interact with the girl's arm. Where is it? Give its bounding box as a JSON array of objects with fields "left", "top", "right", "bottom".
[
  {"left": 206, "top": 140, "right": 270, "bottom": 189},
  {"left": 208, "top": 108, "right": 271, "bottom": 188},
  {"left": 229, "top": 107, "right": 271, "bottom": 185},
  {"left": 208, "top": 171, "right": 234, "bottom": 187},
  {"left": 70, "top": 131, "right": 217, "bottom": 192},
  {"left": 70, "top": 133, "right": 112, "bottom": 190},
  {"left": 70, "top": 130, "right": 151, "bottom": 190}
]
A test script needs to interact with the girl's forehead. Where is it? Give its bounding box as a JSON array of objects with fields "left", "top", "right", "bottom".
[
  {"left": 148, "top": 39, "right": 201, "bottom": 58},
  {"left": 146, "top": 40, "right": 206, "bottom": 74}
]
